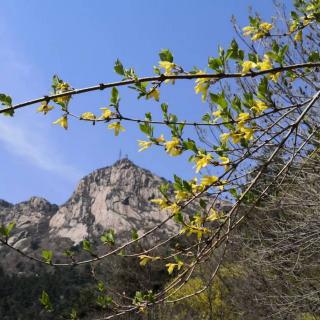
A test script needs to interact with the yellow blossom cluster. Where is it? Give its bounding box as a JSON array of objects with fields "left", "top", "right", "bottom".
[
  {"left": 241, "top": 55, "right": 280, "bottom": 82},
  {"left": 193, "top": 152, "right": 213, "bottom": 173},
  {"left": 194, "top": 71, "right": 210, "bottom": 101},
  {"left": 53, "top": 115, "right": 68, "bottom": 130},
  {"left": 220, "top": 112, "right": 255, "bottom": 145},
  {"left": 164, "top": 137, "right": 182, "bottom": 156},
  {"left": 54, "top": 82, "right": 72, "bottom": 105},
  {"left": 146, "top": 89, "right": 160, "bottom": 101},
  {"left": 37, "top": 102, "right": 54, "bottom": 115},
  {"left": 158, "top": 61, "right": 176, "bottom": 84},
  {"left": 99, "top": 108, "right": 113, "bottom": 120},
  {"left": 108, "top": 122, "right": 125, "bottom": 136},
  {"left": 80, "top": 112, "right": 96, "bottom": 120},
  {"left": 243, "top": 21, "right": 273, "bottom": 41}
]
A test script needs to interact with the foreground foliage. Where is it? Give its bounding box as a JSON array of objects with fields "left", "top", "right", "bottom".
[{"left": 1, "top": 0, "right": 320, "bottom": 318}]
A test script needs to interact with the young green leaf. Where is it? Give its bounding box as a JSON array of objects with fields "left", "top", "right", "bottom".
[
  {"left": 114, "top": 59, "right": 125, "bottom": 76},
  {"left": 39, "top": 291, "right": 53, "bottom": 312},
  {"left": 41, "top": 250, "right": 53, "bottom": 264},
  {"left": 159, "top": 49, "right": 174, "bottom": 62}
]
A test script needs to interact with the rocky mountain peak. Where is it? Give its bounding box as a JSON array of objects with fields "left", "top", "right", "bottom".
[
  {"left": 49, "top": 159, "right": 175, "bottom": 243},
  {"left": 0, "top": 199, "right": 13, "bottom": 209}
]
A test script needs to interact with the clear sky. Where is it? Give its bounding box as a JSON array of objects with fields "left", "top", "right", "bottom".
[{"left": 0, "top": 0, "right": 277, "bottom": 205}]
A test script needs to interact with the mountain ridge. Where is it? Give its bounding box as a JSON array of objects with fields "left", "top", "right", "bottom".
[{"left": 0, "top": 158, "right": 178, "bottom": 271}]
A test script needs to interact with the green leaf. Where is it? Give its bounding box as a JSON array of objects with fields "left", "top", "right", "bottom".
[
  {"left": 131, "top": 229, "right": 139, "bottom": 240},
  {"left": 308, "top": 51, "right": 320, "bottom": 62},
  {"left": 100, "top": 229, "right": 116, "bottom": 246},
  {"left": 199, "top": 199, "right": 207, "bottom": 209},
  {"left": 0, "top": 221, "right": 15, "bottom": 238},
  {"left": 133, "top": 291, "right": 144, "bottom": 305},
  {"left": 209, "top": 92, "right": 228, "bottom": 109},
  {"left": 202, "top": 113, "right": 211, "bottom": 123},
  {"left": 96, "top": 295, "right": 112, "bottom": 309},
  {"left": 159, "top": 49, "right": 174, "bottom": 62},
  {"left": 82, "top": 239, "right": 91, "bottom": 252},
  {"left": 41, "top": 250, "right": 53, "bottom": 264},
  {"left": 114, "top": 59, "right": 125, "bottom": 76},
  {"left": 70, "top": 308, "right": 78, "bottom": 320},
  {"left": 39, "top": 291, "right": 53, "bottom": 312},
  {"left": 182, "top": 139, "right": 198, "bottom": 153},
  {"left": 0, "top": 93, "right": 12, "bottom": 107},
  {"left": 230, "top": 188, "right": 239, "bottom": 199},
  {"left": 173, "top": 211, "right": 184, "bottom": 224},
  {"left": 231, "top": 95, "right": 242, "bottom": 113},
  {"left": 159, "top": 183, "right": 170, "bottom": 197},
  {"left": 97, "top": 281, "right": 105, "bottom": 292},
  {"left": 0, "top": 93, "right": 14, "bottom": 116},
  {"left": 208, "top": 57, "right": 223, "bottom": 71},
  {"left": 110, "top": 87, "right": 119, "bottom": 106},
  {"left": 161, "top": 103, "right": 168, "bottom": 114},
  {"left": 139, "top": 122, "right": 152, "bottom": 136}
]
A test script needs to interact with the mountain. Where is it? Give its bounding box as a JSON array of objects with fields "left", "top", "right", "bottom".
[
  {"left": 0, "top": 159, "right": 180, "bottom": 271},
  {"left": 49, "top": 158, "right": 178, "bottom": 243}
]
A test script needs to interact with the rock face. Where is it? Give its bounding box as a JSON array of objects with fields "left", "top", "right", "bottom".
[
  {"left": 0, "top": 159, "right": 177, "bottom": 261},
  {"left": 49, "top": 158, "right": 177, "bottom": 243},
  {"left": 0, "top": 197, "right": 58, "bottom": 250}
]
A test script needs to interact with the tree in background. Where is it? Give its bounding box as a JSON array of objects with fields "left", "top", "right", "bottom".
[{"left": 0, "top": 0, "right": 320, "bottom": 318}]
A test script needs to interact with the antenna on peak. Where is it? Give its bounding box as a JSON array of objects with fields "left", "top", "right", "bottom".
[{"left": 118, "top": 149, "right": 122, "bottom": 160}]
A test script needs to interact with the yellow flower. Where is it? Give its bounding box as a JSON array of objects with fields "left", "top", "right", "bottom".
[
  {"left": 257, "top": 55, "right": 272, "bottom": 71},
  {"left": 230, "top": 133, "right": 242, "bottom": 144},
  {"left": 166, "top": 261, "right": 183, "bottom": 274},
  {"left": 289, "top": 21, "right": 299, "bottom": 33},
  {"left": 191, "top": 180, "right": 206, "bottom": 193},
  {"left": 294, "top": 30, "right": 302, "bottom": 42},
  {"left": 37, "top": 102, "right": 54, "bottom": 115},
  {"left": 212, "top": 109, "right": 222, "bottom": 118},
  {"left": 194, "top": 71, "right": 209, "bottom": 101},
  {"left": 239, "top": 126, "right": 255, "bottom": 141},
  {"left": 139, "top": 255, "right": 160, "bottom": 266},
  {"left": 241, "top": 61, "right": 257, "bottom": 74},
  {"left": 207, "top": 209, "right": 224, "bottom": 221},
  {"left": 242, "top": 25, "right": 255, "bottom": 36},
  {"left": 251, "top": 100, "right": 268, "bottom": 114},
  {"left": 80, "top": 112, "right": 96, "bottom": 120},
  {"left": 155, "top": 134, "right": 165, "bottom": 144},
  {"left": 138, "top": 140, "right": 152, "bottom": 152},
  {"left": 217, "top": 179, "right": 227, "bottom": 191},
  {"left": 260, "top": 22, "right": 273, "bottom": 32},
  {"left": 219, "top": 156, "right": 230, "bottom": 165},
  {"left": 159, "top": 61, "right": 175, "bottom": 75},
  {"left": 251, "top": 32, "right": 265, "bottom": 41},
  {"left": 139, "top": 255, "right": 152, "bottom": 266},
  {"left": 201, "top": 175, "right": 218, "bottom": 186},
  {"left": 53, "top": 115, "right": 68, "bottom": 130},
  {"left": 220, "top": 132, "right": 231, "bottom": 145},
  {"left": 54, "top": 82, "right": 72, "bottom": 105},
  {"left": 243, "top": 22, "right": 272, "bottom": 41},
  {"left": 147, "top": 89, "right": 160, "bottom": 101},
  {"left": 164, "top": 137, "right": 182, "bottom": 156},
  {"left": 167, "top": 202, "right": 181, "bottom": 215},
  {"left": 194, "top": 152, "right": 213, "bottom": 173},
  {"left": 257, "top": 55, "right": 281, "bottom": 82},
  {"left": 175, "top": 190, "right": 190, "bottom": 202},
  {"left": 237, "top": 112, "right": 250, "bottom": 123},
  {"left": 269, "top": 72, "right": 280, "bottom": 82},
  {"left": 99, "top": 108, "right": 113, "bottom": 120},
  {"left": 150, "top": 198, "right": 169, "bottom": 209},
  {"left": 174, "top": 190, "right": 189, "bottom": 201},
  {"left": 108, "top": 122, "right": 125, "bottom": 136}
]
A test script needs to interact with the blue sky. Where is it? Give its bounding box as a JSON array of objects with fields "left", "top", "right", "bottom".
[{"left": 0, "top": 0, "right": 276, "bottom": 204}]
